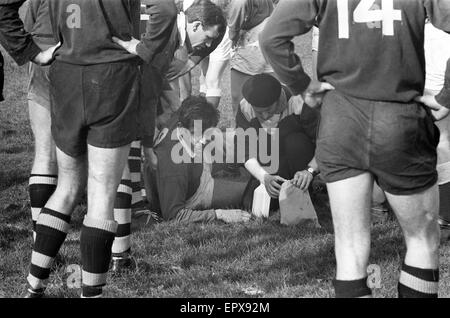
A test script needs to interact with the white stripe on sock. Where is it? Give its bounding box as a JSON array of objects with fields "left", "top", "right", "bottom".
[
  {"left": 82, "top": 270, "right": 107, "bottom": 287},
  {"left": 37, "top": 214, "right": 70, "bottom": 233},
  {"left": 117, "top": 184, "right": 132, "bottom": 195},
  {"left": 27, "top": 273, "right": 48, "bottom": 290},
  {"left": 31, "top": 207, "right": 41, "bottom": 221},
  {"left": 399, "top": 271, "right": 439, "bottom": 294},
  {"left": 112, "top": 235, "right": 131, "bottom": 254},
  {"left": 31, "top": 251, "right": 54, "bottom": 269},
  {"left": 29, "top": 176, "right": 57, "bottom": 186},
  {"left": 113, "top": 209, "right": 131, "bottom": 224}
]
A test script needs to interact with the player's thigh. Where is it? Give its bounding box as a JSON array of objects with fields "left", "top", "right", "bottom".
[
  {"left": 29, "top": 100, "right": 55, "bottom": 156},
  {"left": 385, "top": 184, "right": 439, "bottom": 237},
  {"left": 327, "top": 173, "right": 374, "bottom": 236},
  {"left": 87, "top": 144, "right": 131, "bottom": 190}
]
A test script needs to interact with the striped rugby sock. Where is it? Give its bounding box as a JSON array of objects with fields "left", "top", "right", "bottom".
[
  {"left": 27, "top": 208, "right": 70, "bottom": 290},
  {"left": 112, "top": 179, "right": 132, "bottom": 257},
  {"left": 29, "top": 174, "right": 57, "bottom": 241},
  {"left": 80, "top": 217, "right": 117, "bottom": 298},
  {"left": 398, "top": 263, "right": 439, "bottom": 298},
  {"left": 128, "top": 141, "right": 143, "bottom": 208}
]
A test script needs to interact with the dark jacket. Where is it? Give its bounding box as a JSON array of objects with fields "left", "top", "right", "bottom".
[{"left": 0, "top": 0, "right": 41, "bottom": 101}]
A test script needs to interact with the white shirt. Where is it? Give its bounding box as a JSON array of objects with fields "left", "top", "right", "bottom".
[{"left": 425, "top": 23, "right": 450, "bottom": 92}]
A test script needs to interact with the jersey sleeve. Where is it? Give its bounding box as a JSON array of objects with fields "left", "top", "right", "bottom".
[
  {"left": 259, "top": 0, "right": 319, "bottom": 96},
  {"left": 0, "top": 0, "right": 40, "bottom": 65}
]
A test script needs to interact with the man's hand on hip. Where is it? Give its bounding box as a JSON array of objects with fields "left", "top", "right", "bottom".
[
  {"left": 32, "top": 42, "right": 61, "bottom": 66},
  {"left": 301, "top": 80, "right": 335, "bottom": 108},
  {"left": 113, "top": 36, "right": 139, "bottom": 55}
]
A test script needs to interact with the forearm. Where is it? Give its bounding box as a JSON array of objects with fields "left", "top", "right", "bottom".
[
  {"left": 0, "top": 1, "right": 40, "bottom": 65},
  {"left": 136, "top": 0, "right": 177, "bottom": 63},
  {"left": 259, "top": 0, "right": 317, "bottom": 95},
  {"left": 307, "top": 157, "right": 318, "bottom": 170},
  {"left": 245, "top": 158, "right": 268, "bottom": 183},
  {"left": 175, "top": 208, "right": 217, "bottom": 223},
  {"left": 204, "top": 59, "right": 228, "bottom": 102}
]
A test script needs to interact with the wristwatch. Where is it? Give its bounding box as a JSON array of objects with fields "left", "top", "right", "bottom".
[{"left": 307, "top": 166, "right": 319, "bottom": 178}]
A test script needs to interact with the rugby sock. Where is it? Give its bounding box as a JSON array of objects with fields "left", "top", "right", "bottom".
[
  {"left": 439, "top": 183, "right": 450, "bottom": 223},
  {"left": 29, "top": 174, "right": 57, "bottom": 241},
  {"left": 333, "top": 278, "right": 372, "bottom": 298},
  {"left": 80, "top": 217, "right": 117, "bottom": 298},
  {"left": 398, "top": 263, "right": 439, "bottom": 298},
  {"left": 27, "top": 208, "right": 70, "bottom": 291},
  {"left": 112, "top": 179, "right": 132, "bottom": 257},
  {"left": 129, "top": 141, "right": 143, "bottom": 208}
]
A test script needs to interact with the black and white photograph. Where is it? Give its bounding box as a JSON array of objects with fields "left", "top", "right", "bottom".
[{"left": 0, "top": 0, "right": 449, "bottom": 302}]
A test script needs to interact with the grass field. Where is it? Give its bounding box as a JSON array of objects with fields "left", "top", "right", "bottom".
[{"left": 1, "top": 32, "right": 450, "bottom": 298}]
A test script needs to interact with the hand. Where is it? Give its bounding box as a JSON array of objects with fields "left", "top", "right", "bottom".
[
  {"left": 112, "top": 36, "right": 140, "bottom": 55},
  {"left": 291, "top": 170, "right": 313, "bottom": 191},
  {"left": 415, "top": 94, "right": 450, "bottom": 121},
  {"left": 32, "top": 42, "right": 61, "bottom": 66},
  {"left": 302, "top": 80, "right": 335, "bottom": 108},
  {"left": 263, "top": 174, "right": 287, "bottom": 198},
  {"left": 215, "top": 209, "right": 251, "bottom": 223},
  {"left": 143, "top": 147, "right": 158, "bottom": 171}
]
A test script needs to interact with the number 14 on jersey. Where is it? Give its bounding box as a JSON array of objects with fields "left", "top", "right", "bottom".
[{"left": 337, "top": 0, "right": 402, "bottom": 38}]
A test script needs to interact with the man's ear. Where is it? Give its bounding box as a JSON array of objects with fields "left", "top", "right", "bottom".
[{"left": 192, "top": 21, "right": 203, "bottom": 32}]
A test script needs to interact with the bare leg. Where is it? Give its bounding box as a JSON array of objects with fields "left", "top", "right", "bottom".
[
  {"left": 327, "top": 173, "right": 373, "bottom": 281},
  {"left": 385, "top": 184, "right": 440, "bottom": 269},
  {"left": 80, "top": 144, "right": 131, "bottom": 297}
]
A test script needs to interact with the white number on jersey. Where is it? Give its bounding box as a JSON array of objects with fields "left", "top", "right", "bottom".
[{"left": 337, "top": 0, "right": 402, "bottom": 39}]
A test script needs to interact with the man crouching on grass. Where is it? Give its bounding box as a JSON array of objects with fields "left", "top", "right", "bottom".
[
  {"left": 147, "top": 95, "right": 252, "bottom": 224},
  {"left": 24, "top": 0, "right": 159, "bottom": 298}
]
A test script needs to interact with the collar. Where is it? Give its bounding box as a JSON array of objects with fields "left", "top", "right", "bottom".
[{"left": 177, "top": 12, "right": 187, "bottom": 48}]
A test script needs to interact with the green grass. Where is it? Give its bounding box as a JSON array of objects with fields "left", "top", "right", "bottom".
[{"left": 1, "top": 33, "right": 450, "bottom": 298}]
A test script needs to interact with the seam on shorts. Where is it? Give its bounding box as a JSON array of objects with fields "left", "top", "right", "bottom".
[
  {"left": 367, "top": 101, "right": 374, "bottom": 169},
  {"left": 87, "top": 136, "right": 137, "bottom": 150},
  {"left": 320, "top": 168, "right": 367, "bottom": 184},
  {"left": 81, "top": 66, "right": 87, "bottom": 127}
]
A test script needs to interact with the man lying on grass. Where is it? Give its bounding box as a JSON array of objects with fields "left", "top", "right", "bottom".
[{"left": 147, "top": 95, "right": 252, "bottom": 224}]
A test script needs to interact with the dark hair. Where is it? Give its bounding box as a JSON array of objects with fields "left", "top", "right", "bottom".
[
  {"left": 177, "top": 95, "right": 220, "bottom": 131},
  {"left": 185, "top": 0, "right": 227, "bottom": 35}
]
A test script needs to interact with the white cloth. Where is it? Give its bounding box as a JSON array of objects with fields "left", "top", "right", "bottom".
[
  {"left": 312, "top": 26, "right": 320, "bottom": 52},
  {"left": 209, "top": 27, "right": 232, "bottom": 62},
  {"left": 425, "top": 23, "right": 450, "bottom": 92}
]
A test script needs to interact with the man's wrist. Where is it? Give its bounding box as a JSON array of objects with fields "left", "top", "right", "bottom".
[{"left": 307, "top": 166, "right": 319, "bottom": 178}]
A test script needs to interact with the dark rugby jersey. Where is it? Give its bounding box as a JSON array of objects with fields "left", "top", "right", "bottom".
[
  {"left": 260, "top": 0, "right": 450, "bottom": 107},
  {"left": 47, "top": 0, "right": 144, "bottom": 65},
  {"left": 24, "top": 0, "right": 56, "bottom": 50}
]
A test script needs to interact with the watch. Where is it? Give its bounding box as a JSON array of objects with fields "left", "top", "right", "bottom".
[{"left": 307, "top": 166, "right": 318, "bottom": 178}]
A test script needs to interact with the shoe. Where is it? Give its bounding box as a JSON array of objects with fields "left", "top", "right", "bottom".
[{"left": 23, "top": 288, "right": 45, "bottom": 298}]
